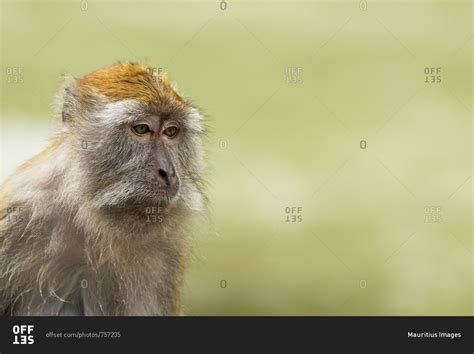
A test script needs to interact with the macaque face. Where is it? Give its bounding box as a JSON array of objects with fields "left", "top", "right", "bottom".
[
  {"left": 77, "top": 99, "right": 204, "bottom": 210},
  {"left": 127, "top": 110, "right": 183, "bottom": 198}
]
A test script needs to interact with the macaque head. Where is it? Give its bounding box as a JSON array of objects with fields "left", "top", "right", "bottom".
[{"left": 59, "top": 63, "right": 205, "bottom": 212}]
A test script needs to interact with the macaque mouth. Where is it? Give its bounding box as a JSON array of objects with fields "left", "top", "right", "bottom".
[
  {"left": 156, "top": 187, "right": 176, "bottom": 200},
  {"left": 154, "top": 178, "right": 179, "bottom": 204}
]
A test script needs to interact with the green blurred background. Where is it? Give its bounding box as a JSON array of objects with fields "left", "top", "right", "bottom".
[{"left": 1, "top": 0, "right": 472, "bottom": 315}]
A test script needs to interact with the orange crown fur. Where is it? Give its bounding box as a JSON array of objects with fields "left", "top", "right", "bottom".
[{"left": 76, "top": 62, "right": 183, "bottom": 106}]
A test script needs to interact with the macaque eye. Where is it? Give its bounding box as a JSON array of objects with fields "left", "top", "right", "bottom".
[
  {"left": 132, "top": 124, "right": 151, "bottom": 135},
  {"left": 163, "top": 126, "right": 179, "bottom": 138}
]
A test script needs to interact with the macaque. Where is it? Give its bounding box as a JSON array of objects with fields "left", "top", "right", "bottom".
[{"left": 0, "top": 62, "right": 206, "bottom": 315}]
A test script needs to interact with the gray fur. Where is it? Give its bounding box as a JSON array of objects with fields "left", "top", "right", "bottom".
[{"left": 0, "top": 74, "right": 206, "bottom": 316}]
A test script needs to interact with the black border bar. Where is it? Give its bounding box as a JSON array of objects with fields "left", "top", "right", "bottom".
[{"left": 0, "top": 316, "right": 472, "bottom": 353}]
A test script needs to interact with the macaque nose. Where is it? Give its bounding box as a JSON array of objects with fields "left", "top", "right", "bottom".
[
  {"left": 154, "top": 141, "right": 179, "bottom": 194},
  {"left": 158, "top": 168, "right": 170, "bottom": 186},
  {"left": 157, "top": 167, "right": 178, "bottom": 192}
]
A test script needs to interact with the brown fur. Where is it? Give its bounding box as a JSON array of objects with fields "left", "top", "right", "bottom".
[{"left": 78, "top": 62, "right": 184, "bottom": 105}]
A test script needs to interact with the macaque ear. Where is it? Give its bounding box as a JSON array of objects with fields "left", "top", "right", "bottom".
[{"left": 60, "top": 75, "right": 80, "bottom": 126}]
